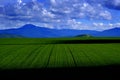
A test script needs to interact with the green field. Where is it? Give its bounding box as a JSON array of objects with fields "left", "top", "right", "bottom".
[{"left": 0, "top": 38, "right": 120, "bottom": 69}]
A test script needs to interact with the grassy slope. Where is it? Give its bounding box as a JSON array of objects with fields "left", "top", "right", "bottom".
[{"left": 0, "top": 38, "right": 120, "bottom": 69}]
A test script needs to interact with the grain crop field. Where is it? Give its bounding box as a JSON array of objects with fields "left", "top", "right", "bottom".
[
  {"left": 1, "top": 44, "right": 120, "bottom": 69},
  {"left": 0, "top": 38, "right": 120, "bottom": 69},
  {"left": 0, "top": 38, "right": 120, "bottom": 79}
]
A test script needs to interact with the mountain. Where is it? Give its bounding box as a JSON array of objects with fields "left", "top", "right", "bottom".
[
  {"left": 0, "top": 33, "right": 24, "bottom": 38},
  {"left": 0, "top": 24, "right": 120, "bottom": 38},
  {"left": 0, "top": 24, "right": 98, "bottom": 38},
  {"left": 93, "top": 28, "right": 120, "bottom": 37}
]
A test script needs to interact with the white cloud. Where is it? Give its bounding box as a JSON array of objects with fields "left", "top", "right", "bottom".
[
  {"left": 50, "top": 0, "right": 57, "bottom": 6},
  {"left": 115, "top": 23, "right": 120, "bottom": 26},
  {"left": 17, "top": 0, "right": 22, "bottom": 4},
  {"left": 109, "top": 23, "right": 113, "bottom": 27},
  {"left": 113, "top": 0, "right": 120, "bottom": 6},
  {"left": 99, "top": 11, "right": 112, "bottom": 20},
  {"left": 67, "top": 19, "right": 94, "bottom": 30},
  {"left": 42, "top": 8, "right": 55, "bottom": 18},
  {"left": 93, "top": 23, "right": 98, "bottom": 26},
  {"left": 92, "top": 22, "right": 120, "bottom": 31},
  {"left": 93, "top": 22, "right": 104, "bottom": 27}
]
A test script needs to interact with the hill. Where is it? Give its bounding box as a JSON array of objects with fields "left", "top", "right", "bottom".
[{"left": 75, "top": 34, "right": 93, "bottom": 38}]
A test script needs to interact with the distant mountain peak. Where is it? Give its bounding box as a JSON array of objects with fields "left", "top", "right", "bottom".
[
  {"left": 21, "top": 24, "right": 38, "bottom": 28},
  {"left": 21, "top": 24, "right": 52, "bottom": 30},
  {"left": 23, "top": 24, "right": 36, "bottom": 26}
]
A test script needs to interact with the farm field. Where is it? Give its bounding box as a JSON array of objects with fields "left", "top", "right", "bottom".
[{"left": 0, "top": 38, "right": 120, "bottom": 69}]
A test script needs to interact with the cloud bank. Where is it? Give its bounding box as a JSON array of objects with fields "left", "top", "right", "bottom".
[{"left": 0, "top": 0, "right": 120, "bottom": 31}]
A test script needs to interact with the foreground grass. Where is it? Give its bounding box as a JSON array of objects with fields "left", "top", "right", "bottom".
[{"left": 0, "top": 38, "right": 120, "bottom": 69}]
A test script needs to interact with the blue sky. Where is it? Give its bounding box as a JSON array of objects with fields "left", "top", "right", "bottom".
[{"left": 0, "top": 0, "right": 120, "bottom": 31}]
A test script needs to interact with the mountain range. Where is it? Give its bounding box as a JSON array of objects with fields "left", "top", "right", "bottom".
[
  {"left": 0, "top": 24, "right": 120, "bottom": 38},
  {"left": 93, "top": 28, "right": 120, "bottom": 37}
]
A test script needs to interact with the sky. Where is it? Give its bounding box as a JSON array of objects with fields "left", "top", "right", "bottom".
[{"left": 0, "top": 0, "right": 120, "bottom": 31}]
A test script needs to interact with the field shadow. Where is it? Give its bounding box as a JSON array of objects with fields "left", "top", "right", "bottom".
[
  {"left": 0, "top": 65, "right": 120, "bottom": 79},
  {"left": 0, "top": 39, "right": 120, "bottom": 45},
  {"left": 55, "top": 39, "right": 120, "bottom": 44}
]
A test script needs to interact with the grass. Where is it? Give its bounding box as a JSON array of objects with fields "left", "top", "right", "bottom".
[{"left": 0, "top": 38, "right": 120, "bottom": 69}]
